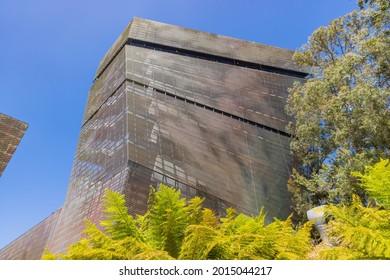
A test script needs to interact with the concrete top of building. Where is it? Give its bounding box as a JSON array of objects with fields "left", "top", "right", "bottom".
[
  {"left": 94, "top": 17, "right": 304, "bottom": 80},
  {"left": 0, "top": 113, "right": 28, "bottom": 177}
]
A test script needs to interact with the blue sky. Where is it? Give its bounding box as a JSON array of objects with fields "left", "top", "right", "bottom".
[{"left": 0, "top": 0, "right": 357, "bottom": 249}]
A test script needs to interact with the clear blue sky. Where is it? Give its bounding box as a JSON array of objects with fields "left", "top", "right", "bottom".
[{"left": 0, "top": 0, "right": 357, "bottom": 249}]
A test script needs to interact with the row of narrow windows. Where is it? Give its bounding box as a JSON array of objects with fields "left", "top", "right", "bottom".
[
  {"left": 84, "top": 76, "right": 292, "bottom": 139},
  {"left": 130, "top": 79, "right": 291, "bottom": 138},
  {"left": 127, "top": 38, "right": 307, "bottom": 79},
  {"left": 90, "top": 36, "right": 299, "bottom": 137},
  {"left": 94, "top": 38, "right": 307, "bottom": 82}
]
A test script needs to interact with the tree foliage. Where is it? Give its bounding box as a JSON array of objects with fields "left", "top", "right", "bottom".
[
  {"left": 311, "top": 158, "right": 390, "bottom": 260},
  {"left": 42, "top": 184, "right": 313, "bottom": 260},
  {"left": 286, "top": 0, "right": 390, "bottom": 217}
]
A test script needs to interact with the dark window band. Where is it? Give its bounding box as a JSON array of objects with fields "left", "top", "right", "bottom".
[
  {"left": 129, "top": 79, "right": 292, "bottom": 138},
  {"left": 94, "top": 38, "right": 307, "bottom": 81},
  {"left": 127, "top": 38, "right": 307, "bottom": 79}
]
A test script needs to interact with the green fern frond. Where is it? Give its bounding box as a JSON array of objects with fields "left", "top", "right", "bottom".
[
  {"left": 226, "top": 233, "right": 271, "bottom": 260},
  {"left": 41, "top": 248, "right": 58, "bottom": 260},
  {"left": 317, "top": 246, "right": 364, "bottom": 260},
  {"left": 179, "top": 224, "right": 226, "bottom": 259},
  {"left": 132, "top": 250, "right": 175, "bottom": 260},
  {"left": 318, "top": 192, "right": 390, "bottom": 259},
  {"left": 200, "top": 208, "right": 218, "bottom": 228},
  {"left": 146, "top": 184, "right": 189, "bottom": 258},
  {"left": 100, "top": 189, "right": 142, "bottom": 241},
  {"left": 82, "top": 219, "right": 113, "bottom": 248},
  {"left": 263, "top": 216, "right": 313, "bottom": 260},
  {"left": 187, "top": 196, "right": 205, "bottom": 225},
  {"left": 219, "top": 208, "right": 238, "bottom": 234},
  {"left": 352, "top": 158, "right": 390, "bottom": 209}
]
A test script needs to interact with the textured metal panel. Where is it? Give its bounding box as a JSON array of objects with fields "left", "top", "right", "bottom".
[
  {"left": 96, "top": 18, "right": 302, "bottom": 79},
  {"left": 128, "top": 18, "right": 301, "bottom": 72},
  {"left": 125, "top": 81, "right": 291, "bottom": 219},
  {"left": 83, "top": 48, "right": 126, "bottom": 125},
  {"left": 124, "top": 46, "right": 298, "bottom": 133},
  {"left": 0, "top": 209, "right": 61, "bottom": 259},
  {"left": 47, "top": 86, "right": 129, "bottom": 254},
  {"left": 0, "top": 113, "right": 28, "bottom": 177},
  {"left": 94, "top": 22, "right": 133, "bottom": 80}
]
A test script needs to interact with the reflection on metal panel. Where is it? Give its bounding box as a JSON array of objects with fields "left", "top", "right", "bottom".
[
  {"left": 125, "top": 80, "right": 291, "bottom": 219},
  {"left": 124, "top": 46, "right": 298, "bottom": 133},
  {"left": 47, "top": 86, "right": 129, "bottom": 254}
]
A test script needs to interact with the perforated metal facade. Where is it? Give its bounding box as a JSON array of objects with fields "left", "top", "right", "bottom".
[
  {"left": 0, "top": 113, "right": 28, "bottom": 177},
  {"left": 0, "top": 209, "right": 61, "bottom": 259},
  {"left": 0, "top": 18, "right": 306, "bottom": 259}
]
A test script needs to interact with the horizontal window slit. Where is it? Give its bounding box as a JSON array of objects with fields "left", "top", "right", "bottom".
[{"left": 124, "top": 78, "right": 292, "bottom": 137}]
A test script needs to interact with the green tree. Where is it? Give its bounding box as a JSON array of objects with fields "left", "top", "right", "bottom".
[
  {"left": 286, "top": 0, "right": 390, "bottom": 217},
  {"left": 43, "top": 184, "right": 313, "bottom": 260}
]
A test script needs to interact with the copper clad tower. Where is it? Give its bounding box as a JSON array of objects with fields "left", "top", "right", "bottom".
[{"left": 0, "top": 18, "right": 306, "bottom": 259}]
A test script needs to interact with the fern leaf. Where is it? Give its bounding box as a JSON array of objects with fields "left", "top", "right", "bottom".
[{"left": 100, "top": 189, "right": 142, "bottom": 240}]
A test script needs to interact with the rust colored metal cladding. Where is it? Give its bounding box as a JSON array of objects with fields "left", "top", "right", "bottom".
[
  {"left": 0, "top": 18, "right": 306, "bottom": 259},
  {"left": 0, "top": 209, "right": 61, "bottom": 260},
  {"left": 0, "top": 113, "right": 28, "bottom": 177}
]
